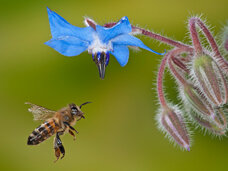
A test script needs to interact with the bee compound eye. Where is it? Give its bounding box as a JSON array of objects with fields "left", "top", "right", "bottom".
[{"left": 71, "top": 108, "right": 78, "bottom": 115}]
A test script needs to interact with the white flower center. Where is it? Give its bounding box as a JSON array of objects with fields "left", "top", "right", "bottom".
[{"left": 87, "top": 34, "right": 113, "bottom": 54}]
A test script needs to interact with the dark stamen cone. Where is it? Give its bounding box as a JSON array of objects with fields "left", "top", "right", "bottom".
[
  {"left": 97, "top": 61, "right": 106, "bottom": 79},
  {"left": 93, "top": 52, "right": 107, "bottom": 79},
  {"left": 157, "top": 106, "right": 190, "bottom": 151}
]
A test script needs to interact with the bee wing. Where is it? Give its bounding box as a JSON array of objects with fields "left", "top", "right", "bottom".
[{"left": 25, "top": 102, "right": 56, "bottom": 121}]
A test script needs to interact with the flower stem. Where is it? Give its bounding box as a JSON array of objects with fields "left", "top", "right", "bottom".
[
  {"left": 157, "top": 48, "right": 193, "bottom": 107},
  {"left": 132, "top": 26, "right": 191, "bottom": 49},
  {"left": 157, "top": 51, "right": 170, "bottom": 108},
  {"left": 104, "top": 23, "right": 191, "bottom": 49}
]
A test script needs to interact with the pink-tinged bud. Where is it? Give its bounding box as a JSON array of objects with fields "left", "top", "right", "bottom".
[
  {"left": 191, "top": 55, "right": 228, "bottom": 106},
  {"left": 221, "top": 24, "right": 228, "bottom": 52},
  {"left": 214, "top": 108, "right": 227, "bottom": 131},
  {"left": 225, "top": 38, "right": 228, "bottom": 52},
  {"left": 181, "top": 83, "right": 213, "bottom": 117},
  {"left": 157, "top": 106, "right": 190, "bottom": 151},
  {"left": 180, "top": 83, "right": 227, "bottom": 132},
  {"left": 190, "top": 108, "right": 227, "bottom": 135}
]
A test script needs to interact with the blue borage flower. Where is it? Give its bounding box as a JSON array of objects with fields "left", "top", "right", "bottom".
[{"left": 45, "top": 7, "right": 165, "bottom": 79}]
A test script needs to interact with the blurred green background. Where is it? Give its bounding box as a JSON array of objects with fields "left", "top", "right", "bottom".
[{"left": 0, "top": 0, "right": 228, "bottom": 170}]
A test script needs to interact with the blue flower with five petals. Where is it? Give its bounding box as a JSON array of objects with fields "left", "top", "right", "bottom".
[{"left": 45, "top": 7, "right": 165, "bottom": 79}]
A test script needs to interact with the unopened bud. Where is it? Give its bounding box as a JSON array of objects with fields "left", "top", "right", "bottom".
[
  {"left": 221, "top": 24, "right": 228, "bottom": 52},
  {"left": 157, "top": 106, "right": 190, "bottom": 151},
  {"left": 213, "top": 108, "right": 227, "bottom": 131},
  {"left": 192, "top": 55, "right": 228, "bottom": 106},
  {"left": 225, "top": 38, "right": 228, "bottom": 52},
  {"left": 190, "top": 109, "right": 227, "bottom": 135},
  {"left": 181, "top": 83, "right": 227, "bottom": 133},
  {"left": 181, "top": 83, "right": 213, "bottom": 117}
]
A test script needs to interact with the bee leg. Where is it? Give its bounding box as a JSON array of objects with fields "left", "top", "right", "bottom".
[
  {"left": 53, "top": 137, "right": 60, "bottom": 162},
  {"left": 69, "top": 129, "right": 76, "bottom": 141},
  {"left": 57, "top": 132, "right": 65, "bottom": 160},
  {"left": 53, "top": 132, "right": 65, "bottom": 162},
  {"left": 64, "top": 122, "right": 79, "bottom": 134}
]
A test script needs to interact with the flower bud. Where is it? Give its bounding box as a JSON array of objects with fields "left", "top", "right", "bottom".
[
  {"left": 225, "top": 38, "right": 228, "bottom": 52},
  {"left": 157, "top": 106, "right": 190, "bottom": 151},
  {"left": 190, "top": 109, "right": 227, "bottom": 135},
  {"left": 221, "top": 24, "right": 228, "bottom": 52},
  {"left": 214, "top": 108, "right": 227, "bottom": 131},
  {"left": 180, "top": 83, "right": 227, "bottom": 132},
  {"left": 180, "top": 83, "right": 213, "bottom": 117},
  {"left": 192, "top": 55, "right": 228, "bottom": 106}
]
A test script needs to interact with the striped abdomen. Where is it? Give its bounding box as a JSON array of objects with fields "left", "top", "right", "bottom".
[{"left": 27, "top": 119, "right": 59, "bottom": 145}]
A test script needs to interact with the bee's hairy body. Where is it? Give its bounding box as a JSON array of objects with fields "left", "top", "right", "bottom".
[
  {"left": 27, "top": 109, "right": 76, "bottom": 145},
  {"left": 26, "top": 102, "right": 90, "bottom": 162}
]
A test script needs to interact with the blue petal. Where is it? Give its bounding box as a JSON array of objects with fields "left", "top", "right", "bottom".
[
  {"left": 96, "top": 16, "right": 132, "bottom": 43},
  {"left": 111, "top": 45, "right": 129, "bottom": 67},
  {"left": 47, "top": 7, "right": 95, "bottom": 42},
  {"left": 111, "top": 34, "right": 165, "bottom": 55},
  {"left": 45, "top": 36, "right": 89, "bottom": 56}
]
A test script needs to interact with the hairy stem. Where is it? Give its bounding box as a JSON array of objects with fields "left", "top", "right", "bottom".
[
  {"left": 104, "top": 23, "right": 192, "bottom": 49},
  {"left": 157, "top": 47, "right": 192, "bottom": 107},
  {"left": 133, "top": 26, "right": 191, "bottom": 49},
  {"left": 157, "top": 51, "right": 171, "bottom": 108}
]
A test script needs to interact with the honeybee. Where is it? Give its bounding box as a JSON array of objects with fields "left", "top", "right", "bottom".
[{"left": 26, "top": 102, "right": 91, "bottom": 162}]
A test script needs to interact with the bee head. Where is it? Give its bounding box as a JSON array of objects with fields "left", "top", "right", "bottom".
[
  {"left": 69, "top": 103, "right": 78, "bottom": 115},
  {"left": 69, "top": 102, "right": 91, "bottom": 120}
]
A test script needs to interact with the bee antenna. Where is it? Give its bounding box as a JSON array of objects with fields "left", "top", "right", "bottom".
[{"left": 80, "top": 102, "right": 92, "bottom": 109}]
